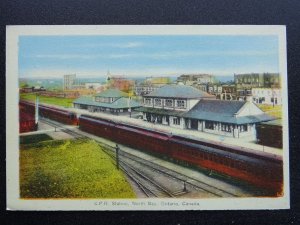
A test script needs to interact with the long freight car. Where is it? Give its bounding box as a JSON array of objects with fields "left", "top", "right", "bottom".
[{"left": 78, "top": 115, "right": 283, "bottom": 195}]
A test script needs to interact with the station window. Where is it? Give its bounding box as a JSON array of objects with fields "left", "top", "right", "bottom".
[
  {"left": 176, "top": 100, "right": 186, "bottom": 108},
  {"left": 205, "top": 121, "right": 214, "bottom": 130},
  {"left": 240, "top": 124, "right": 248, "bottom": 132},
  {"left": 221, "top": 123, "right": 232, "bottom": 132},
  {"left": 173, "top": 117, "right": 181, "bottom": 125},
  {"left": 165, "top": 99, "right": 173, "bottom": 107},
  {"left": 144, "top": 98, "right": 152, "bottom": 105},
  {"left": 154, "top": 98, "right": 162, "bottom": 106}
]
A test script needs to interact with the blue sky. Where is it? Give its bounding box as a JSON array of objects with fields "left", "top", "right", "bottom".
[{"left": 19, "top": 35, "right": 279, "bottom": 78}]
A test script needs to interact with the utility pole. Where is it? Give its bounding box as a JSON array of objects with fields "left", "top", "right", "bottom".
[
  {"left": 116, "top": 144, "right": 120, "bottom": 170},
  {"left": 35, "top": 94, "right": 39, "bottom": 128},
  {"left": 183, "top": 181, "right": 187, "bottom": 192}
]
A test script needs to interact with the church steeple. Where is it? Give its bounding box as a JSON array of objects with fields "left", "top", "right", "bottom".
[{"left": 107, "top": 70, "right": 111, "bottom": 82}]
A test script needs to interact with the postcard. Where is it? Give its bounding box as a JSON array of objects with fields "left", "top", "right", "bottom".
[{"left": 6, "top": 25, "right": 289, "bottom": 210}]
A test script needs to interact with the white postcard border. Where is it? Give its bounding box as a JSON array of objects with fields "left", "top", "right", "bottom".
[{"left": 6, "top": 25, "right": 289, "bottom": 210}]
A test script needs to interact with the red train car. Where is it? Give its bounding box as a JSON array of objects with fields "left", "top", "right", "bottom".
[
  {"left": 256, "top": 120, "right": 283, "bottom": 149},
  {"left": 79, "top": 116, "right": 117, "bottom": 141},
  {"left": 115, "top": 123, "right": 170, "bottom": 155},
  {"left": 78, "top": 115, "right": 283, "bottom": 195},
  {"left": 39, "top": 106, "right": 78, "bottom": 125},
  {"left": 19, "top": 102, "right": 37, "bottom": 133},
  {"left": 19, "top": 101, "right": 35, "bottom": 115},
  {"left": 19, "top": 112, "right": 37, "bottom": 133},
  {"left": 168, "top": 135, "right": 283, "bottom": 194},
  {"left": 20, "top": 101, "right": 78, "bottom": 125}
]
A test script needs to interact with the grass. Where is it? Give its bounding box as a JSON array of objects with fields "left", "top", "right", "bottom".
[
  {"left": 20, "top": 134, "right": 53, "bottom": 145},
  {"left": 20, "top": 93, "right": 74, "bottom": 108},
  {"left": 257, "top": 104, "right": 282, "bottom": 118},
  {"left": 20, "top": 138, "right": 136, "bottom": 199}
]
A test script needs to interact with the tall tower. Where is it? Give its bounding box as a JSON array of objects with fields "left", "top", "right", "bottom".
[{"left": 63, "top": 74, "right": 76, "bottom": 90}]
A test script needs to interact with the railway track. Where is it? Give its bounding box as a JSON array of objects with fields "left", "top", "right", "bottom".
[
  {"left": 120, "top": 151, "right": 238, "bottom": 197},
  {"left": 38, "top": 118, "right": 243, "bottom": 198},
  {"left": 39, "top": 117, "right": 84, "bottom": 139},
  {"left": 102, "top": 144, "right": 239, "bottom": 198}
]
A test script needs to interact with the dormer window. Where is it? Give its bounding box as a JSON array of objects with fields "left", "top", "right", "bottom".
[
  {"left": 144, "top": 98, "right": 152, "bottom": 105},
  {"left": 154, "top": 98, "right": 162, "bottom": 106},
  {"left": 165, "top": 99, "right": 173, "bottom": 107},
  {"left": 176, "top": 100, "right": 186, "bottom": 108}
]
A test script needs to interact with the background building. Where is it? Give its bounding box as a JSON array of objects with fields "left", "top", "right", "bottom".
[
  {"left": 134, "top": 77, "right": 171, "bottom": 96},
  {"left": 252, "top": 88, "right": 282, "bottom": 105},
  {"left": 234, "top": 73, "right": 280, "bottom": 100},
  {"left": 177, "top": 74, "right": 216, "bottom": 84},
  {"left": 73, "top": 89, "right": 141, "bottom": 115},
  {"left": 63, "top": 74, "right": 77, "bottom": 90}
]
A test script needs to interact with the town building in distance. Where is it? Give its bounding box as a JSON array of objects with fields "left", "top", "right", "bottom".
[
  {"left": 177, "top": 74, "right": 217, "bottom": 85},
  {"left": 136, "top": 84, "right": 274, "bottom": 140},
  {"left": 134, "top": 77, "right": 172, "bottom": 96},
  {"left": 234, "top": 73, "right": 280, "bottom": 101},
  {"left": 63, "top": 74, "right": 78, "bottom": 90},
  {"left": 252, "top": 88, "right": 282, "bottom": 105}
]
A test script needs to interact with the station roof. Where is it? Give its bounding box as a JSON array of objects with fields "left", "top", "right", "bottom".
[
  {"left": 73, "top": 96, "right": 141, "bottom": 109},
  {"left": 260, "top": 119, "right": 282, "bottom": 126},
  {"left": 145, "top": 84, "right": 214, "bottom": 99},
  {"left": 184, "top": 99, "right": 275, "bottom": 124},
  {"left": 137, "top": 99, "right": 275, "bottom": 125},
  {"left": 94, "top": 89, "right": 128, "bottom": 98}
]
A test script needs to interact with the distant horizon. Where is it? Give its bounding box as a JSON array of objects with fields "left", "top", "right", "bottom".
[
  {"left": 19, "top": 35, "right": 279, "bottom": 79},
  {"left": 19, "top": 72, "right": 280, "bottom": 80}
]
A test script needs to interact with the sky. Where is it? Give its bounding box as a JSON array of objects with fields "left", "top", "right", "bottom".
[{"left": 18, "top": 35, "right": 279, "bottom": 79}]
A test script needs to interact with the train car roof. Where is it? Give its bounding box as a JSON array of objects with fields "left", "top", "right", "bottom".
[
  {"left": 169, "top": 134, "right": 282, "bottom": 162},
  {"left": 115, "top": 124, "right": 169, "bottom": 141},
  {"left": 169, "top": 138, "right": 281, "bottom": 168},
  {"left": 80, "top": 115, "right": 115, "bottom": 126}
]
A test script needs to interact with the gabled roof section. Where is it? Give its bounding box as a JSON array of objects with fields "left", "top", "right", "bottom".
[
  {"left": 95, "top": 89, "right": 128, "bottom": 98},
  {"left": 183, "top": 99, "right": 275, "bottom": 124},
  {"left": 73, "top": 96, "right": 141, "bottom": 109},
  {"left": 145, "top": 84, "right": 214, "bottom": 99},
  {"left": 188, "top": 99, "right": 246, "bottom": 116}
]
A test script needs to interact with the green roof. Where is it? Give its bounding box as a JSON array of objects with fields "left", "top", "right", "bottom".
[
  {"left": 94, "top": 89, "right": 128, "bottom": 98},
  {"left": 73, "top": 96, "right": 141, "bottom": 109}
]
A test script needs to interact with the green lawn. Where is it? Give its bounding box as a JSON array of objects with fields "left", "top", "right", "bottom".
[
  {"left": 20, "top": 134, "right": 53, "bottom": 145},
  {"left": 257, "top": 104, "right": 282, "bottom": 119},
  {"left": 20, "top": 93, "right": 74, "bottom": 108},
  {"left": 20, "top": 139, "right": 136, "bottom": 199}
]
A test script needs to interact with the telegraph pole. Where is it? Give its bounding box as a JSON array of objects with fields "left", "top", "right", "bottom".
[
  {"left": 35, "top": 94, "right": 39, "bottom": 129},
  {"left": 116, "top": 144, "right": 120, "bottom": 170}
]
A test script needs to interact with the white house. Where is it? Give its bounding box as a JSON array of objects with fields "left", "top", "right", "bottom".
[{"left": 252, "top": 88, "right": 282, "bottom": 105}]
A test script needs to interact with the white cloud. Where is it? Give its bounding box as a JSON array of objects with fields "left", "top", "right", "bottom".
[
  {"left": 28, "top": 49, "right": 276, "bottom": 61},
  {"left": 71, "top": 41, "right": 144, "bottom": 49}
]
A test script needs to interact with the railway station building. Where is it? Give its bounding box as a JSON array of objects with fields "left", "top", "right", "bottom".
[
  {"left": 73, "top": 89, "right": 141, "bottom": 115},
  {"left": 136, "top": 84, "right": 275, "bottom": 140}
]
